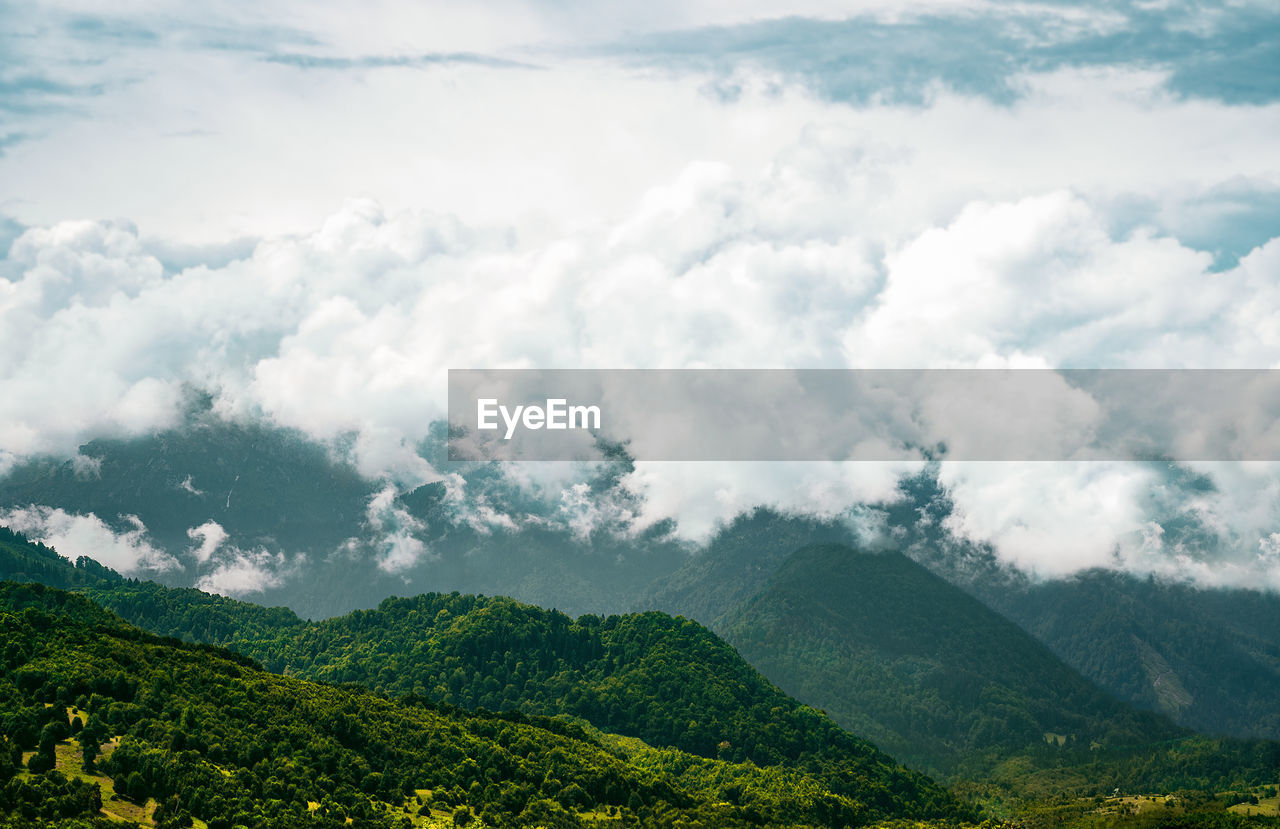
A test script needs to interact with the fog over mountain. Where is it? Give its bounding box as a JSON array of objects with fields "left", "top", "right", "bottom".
[{"left": 3, "top": 0, "right": 1280, "bottom": 596}]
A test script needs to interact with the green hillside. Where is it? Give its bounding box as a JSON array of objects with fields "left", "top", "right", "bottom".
[
  {"left": 0, "top": 528, "right": 968, "bottom": 821},
  {"left": 8, "top": 525, "right": 1280, "bottom": 827},
  {"left": 879, "top": 471, "right": 1280, "bottom": 742},
  {"left": 980, "top": 570, "right": 1280, "bottom": 740},
  {"left": 640, "top": 508, "right": 855, "bottom": 625},
  {"left": 0, "top": 580, "right": 967, "bottom": 829},
  {"left": 0, "top": 527, "right": 121, "bottom": 592},
  {"left": 716, "top": 544, "right": 1276, "bottom": 790},
  {"left": 86, "top": 588, "right": 960, "bottom": 818},
  {"left": 717, "top": 544, "right": 1177, "bottom": 778},
  {"left": 711, "top": 542, "right": 1280, "bottom": 813}
]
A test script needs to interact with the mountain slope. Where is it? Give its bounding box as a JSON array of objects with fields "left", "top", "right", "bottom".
[
  {"left": 0, "top": 418, "right": 377, "bottom": 560},
  {"left": 978, "top": 570, "right": 1280, "bottom": 740},
  {"left": 0, "top": 580, "right": 967, "bottom": 829},
  {"left": 640, "top": 508, "right": 856, "bottom": 624},
  {"left": 83, "top": 584, "right": 961, "bottom": 818},
  {"left": 0, "top": 528, "right": 968, "bottom": 820},
  {"left": 833, "top": 470, "right": 1280, "bottom": 743},
  {"left": 717, "top": 544, "right": 1186, "bottom": 780},
  {"left": 0, "top": 526, "right": 121, "bottom": 591},
  {"left": 0, "top": 417, "right": 685, "bottom": 618}
]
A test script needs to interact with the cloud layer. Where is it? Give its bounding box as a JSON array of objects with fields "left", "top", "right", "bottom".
[{"left": 2, "top": 1, "right": 1280, "bottom": 590}]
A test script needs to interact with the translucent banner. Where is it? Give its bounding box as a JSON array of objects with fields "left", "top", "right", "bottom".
[{"left": 447, "top": 369, "right": 1280, "bottom": 462}]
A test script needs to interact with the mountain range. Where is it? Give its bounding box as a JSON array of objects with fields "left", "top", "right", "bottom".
[
  {"left": 3, "top": 422, "right": 1280, "bottom": 828},
  {"left": 5, "top": 521, "right": 1280, "bottom": 817}
]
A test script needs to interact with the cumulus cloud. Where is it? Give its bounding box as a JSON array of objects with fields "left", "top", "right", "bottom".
[
  {"left": 0, "top": 506, "right": 179, "bottom": 574},
  {"left": 186, "top": 520, "right": 228, "bottom": 564},
  {"left": 181, "top": 519, "right": 304, "bottom": 596},
  {"left": 929, "top": 458, "right": 1280, "bottom": 591},
  {"left": 938, "top": 462, "right": 1158, "bottom": 578},
  {"left": 194, "top": 548, "right": 299, "bottom": 597},
  {"left": 1, "top": 1, "right": 1279, "bottom": 588},
  {"left": 362, "top": 485, "right": 433, "bottom": 574},
  {"left": 622, "top": 461, "right": 920, "bottom": 542}
]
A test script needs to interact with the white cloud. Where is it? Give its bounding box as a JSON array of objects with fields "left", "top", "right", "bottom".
[
  {"left": 0, "top": 506, "right": 179, "bottom": 574},
  {"left": 1, "top": 4, "right": 1279, "bottom": 588},
  {"left": 186, "top": 520, "right": 227, "bottom": 564},
  {"left": 939, "top": 462, "right": 1155, "bottom": 578},
  {"left": 194, "top": 548, "right": 298, "bottom": 597},
  {"left": 70, "top": 453, "right": 102, "bottom": 480},
  {"left": 364, "top": 484, "right": 434, "bottom": 573},
  {"left": 624, "top": 461, "right": 919, "bottom": 542},
  {"left": 845, "top": 191, "right": 1229, "bottom": 368}
]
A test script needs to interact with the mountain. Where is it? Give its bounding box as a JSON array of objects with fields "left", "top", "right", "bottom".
[
  {"left": 876, "top": 472, "right": 1280, "bottom": 742},
  {"left": 9, "top": 418, "right": 1280, "bottom": 747},
  {"left": 0, "top": 417, "right": 377, "bottom": 561},
  {"left": 85, "top": 590, "right": 962, "bottom": 817},
  {"left": 715, "top": 544, "right": 1184, "bottom": 780},
  {"left": 0, "top": 416, "right": 685, "bottom": 619},
  {"left": 0, "top": 528, "right": 968, "bottom": 821},
  {"left": 0, "top": 580, "right": 969, "bottom": 829},
  {"left": 976, "top": 570, "right": 1280, "bottom": 741},
  {"left": 648, "top": 538, "right": 1280, "bottom": 805},
  {"left": 640, "top": 508, "right": 856, "bottom": 625}
]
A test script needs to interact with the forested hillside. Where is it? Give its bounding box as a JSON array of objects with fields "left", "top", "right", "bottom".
[
  {"left": 878, "top": 474, "right": 1280, "bottom": 742},
  {"left": 7, "top": 423, "right": 1280, "bottom": 747},
  {"left": 718, "top": 544, "right": 1184, "bottom": 779},
  {"left": 0, "top": 581, "right": 970, "bottom": 829},
  {"left": 6, "top": 524, "right": 1280, "bottom": 825},
  {"left": 0, "top": 527, "right": 121, "bottom": 592},
  {"left": 0, "top": 528, "right": 966, "bottom": 819},
  {"left": 87, "top": 586, "right": 959, "bottom": 815},
  {"left": 640, "top": 509, "right": 856, "bottom": 625},
  {"left": 711, "top": 544, "right": 1280, "bottom": 808},
  {"left": 979, "top": 570, "right": 1280, "bottom": 740}
]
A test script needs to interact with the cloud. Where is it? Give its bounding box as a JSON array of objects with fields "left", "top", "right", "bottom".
[
  {"left": 0, "top": 505, "right": 179, "bottom": 574},
  {"left": 70, "top": 453, "right": 101, "bottom": 479},
  {"left": 0, "top": 1, "right": 1279, "bottom": 589},
  {"left": 843, "top": 191, "right": 1228, "bottom": 368},
  {"left": 186, "top": 520, "right": 227, "bottom": 564},
  {"left": 261, "top": 51, "right": 539, "bottom": 71},
  {"left": 624, "top": 461, "right": 920, "bottom": 542},
  {"left": 0, "top": 132, "right": 31, "bottom": 158},
  {"left": 363, "top": 485, "right": 433, "bottom": 574},
  {"left": 194, "top": 547, "right": 298, "bottom": 597},
  {"left": 606, "top": 2, "right": 1280, "bottom": 105},
  {"left": 1, "top": 176, "right": 1278, "bottom": 585},
  {"left": 179, "top": 517, "right": 304, "bottom": 596},
  {"left": 939, "top": 462, "right": 1157, "bottom": 578},
  {"left": 925, "top": 457, "right": 1280, "bottom": 591}
]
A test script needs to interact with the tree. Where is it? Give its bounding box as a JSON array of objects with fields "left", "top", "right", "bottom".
[
  {"left": 81, "top": 737, "right": 99, "bottom": 771},
  {"left": 27, "top": 746, "right": 55, "bottom": 773}
]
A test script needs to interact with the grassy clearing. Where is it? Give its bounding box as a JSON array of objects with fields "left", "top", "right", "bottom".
[
  {"left": 18, "top": 736, "right": 176, "bottom": 828},
  {"left": 1102, "top": 794, "right": 1180, "bottom": 815},
  {"left": 1229, "top": 795, "right": 1280, "bottom": 817}
]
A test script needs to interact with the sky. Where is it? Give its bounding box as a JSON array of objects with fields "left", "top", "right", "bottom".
[{"left": 2, "top": 0, "right": 1280, "bottom": 591}]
